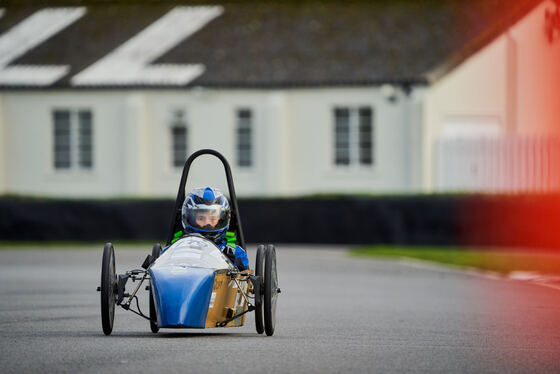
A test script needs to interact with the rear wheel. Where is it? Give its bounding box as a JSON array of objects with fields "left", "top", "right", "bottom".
[
  {"left": 151, "top": 243, "right": 162, "bottom": 261},
  {"left": 101, "top": 243, "right": 116, "bottom": 335},
  {"left": 264, "top": 244, "right": 278, "bottom": 336},
  {"left": 254, "top": 244, "right": 265, "bottom": 334},
  {"left": 149, "top": 243, "right": 161, "bottom": 333}
]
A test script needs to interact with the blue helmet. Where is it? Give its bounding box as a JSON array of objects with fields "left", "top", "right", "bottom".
[{"left": 182, "top": 187, "right": 231, "bottom": 242}]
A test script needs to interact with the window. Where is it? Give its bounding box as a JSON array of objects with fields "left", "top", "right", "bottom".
[
  {"left": 170, "top": 109, "right": 188, "bottom": 168},
  {"left": 78, "top": 111, "right": 93, "bottom": 168},
  {"left": 53, "top": 109, "right": 93, "bottom": 170},
  {"left": 236, "top": 109, "right": 253, "bottom": 167},
  {"left": 334, "top": 107, "right": 373, "bottom": 166},
  {"left": 358, "top": 107, "right": 373, "bottom": 165}
]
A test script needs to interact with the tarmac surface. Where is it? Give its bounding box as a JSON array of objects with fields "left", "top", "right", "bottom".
[{"left": 1, "top": 245, "right": 559, "bottom": 373}]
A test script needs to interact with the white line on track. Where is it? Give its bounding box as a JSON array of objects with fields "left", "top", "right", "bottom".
[
  {"left": 396, "top": 257, "right": 560, "bottom": 292},
  {"left": 533, "top": 281, "right": 560, "bottom": 291},
  {"left": 396, "top": 258, "right": 504, "bottom": 280}
]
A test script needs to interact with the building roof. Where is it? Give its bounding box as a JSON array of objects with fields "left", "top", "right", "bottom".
[{"left": 0, "top": 0, "right": 543, "bottom": 89}]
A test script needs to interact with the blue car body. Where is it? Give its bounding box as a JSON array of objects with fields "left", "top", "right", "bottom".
[{"left": 149, "top": 235, "right": 237, "bottom": 329}]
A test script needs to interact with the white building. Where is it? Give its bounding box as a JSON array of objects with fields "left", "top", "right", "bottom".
[
  {"left": 0, "top": 0, "right": 557, "bottom": 197},
  {"left": 425, "top": 0, "right": 560, "bottom": 192}
]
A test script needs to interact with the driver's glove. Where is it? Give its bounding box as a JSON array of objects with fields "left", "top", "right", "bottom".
[{"left": 223, "top": 245, "right": 236, "bottom": 263}]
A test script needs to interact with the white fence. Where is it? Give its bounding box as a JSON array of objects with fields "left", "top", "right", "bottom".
[{"left": 437, "top": 136, "right": 560, "bottom": 193}]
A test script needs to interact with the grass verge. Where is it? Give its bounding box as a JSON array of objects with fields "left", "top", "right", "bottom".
[{"left": 350, "top": 246, "right": 560, "bottom": 275}]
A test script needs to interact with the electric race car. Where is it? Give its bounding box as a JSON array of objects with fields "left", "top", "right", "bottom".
[{"left": 97, "top": 149, "right": 280, "bottom": 336}]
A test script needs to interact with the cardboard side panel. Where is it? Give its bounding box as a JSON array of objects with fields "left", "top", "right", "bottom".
[{"left": 205, "top": 270, "right": 252, "bottom": 328}]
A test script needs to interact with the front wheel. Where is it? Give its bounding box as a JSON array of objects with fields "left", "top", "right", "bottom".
[
  {"left": 254, "top": 244, "right": 265, "bottom": 334},
  {"left": 264, "top": 244, "right": 278, "bottom": 336},
  {"left": 100, "top": 243, "right": 117, "bottom": 335},
  {"left": 149, "top": 290, "right": 158, "bottom": 333},
  {"left": 149, "top": 243, "right": 161, "bottom": 333}
]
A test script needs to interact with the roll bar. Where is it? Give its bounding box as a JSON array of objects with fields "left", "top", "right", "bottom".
[{"left": 165, "top": 149, "right": 246, "bottom": 249}]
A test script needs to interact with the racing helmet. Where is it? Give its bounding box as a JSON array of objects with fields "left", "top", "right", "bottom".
[{"left": 182, "top": 187, "right": 231, "bottom": 242}]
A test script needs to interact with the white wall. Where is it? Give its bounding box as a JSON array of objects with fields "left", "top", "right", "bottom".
[
  {"left": 0, "top": 86, "right": 416, "bottom": 197},
  {"left": 424, "top": 36, "right": 508, "bottom": 191},
  {"left": 423, "top": 0, "right": 560, "bottom": 191},
  {"left": 0, "top": 94, "right": 6, "bottom": 194},
  {"left": 285, "top": 87, "right": 411, "bottom": 195},
  {"left": 3, "top": 91, "right": 126, "bottom": 197},
  {"left": 512, "top": 0, "right": 560, "bottom": 135},
  {"left": 144, "top": 86, "right": 413, "bottom": 197},
  {"left": 405, "top": 87, "right": 426, "bottom": 191},
  {"left": 144, "top": 89, "right": 270, "bottom": 197}
]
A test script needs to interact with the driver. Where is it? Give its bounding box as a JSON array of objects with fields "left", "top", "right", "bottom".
[{"left": 181, "top": 186, "right": 249, "bottom": 271}]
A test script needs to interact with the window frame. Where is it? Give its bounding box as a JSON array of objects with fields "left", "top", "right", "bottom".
[
  {"left": 169, "top": 108, "right": 189, "bottom": 170},
  {"left": 333, "top": 106, "right": 374, "bottom": 168},
  {"left": 52, "top": 108, "right": 94, "bottom": 172},
  {"left": 236, "top": 108, "right": 253, "bottom": 169}
]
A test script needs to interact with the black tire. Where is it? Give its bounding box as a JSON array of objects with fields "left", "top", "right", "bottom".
[
  {"left": 151, "top": 243, "right": 162, "bottom": 260},
  {"left": 254, "top": 244, "right": 265, "bottom": 334},
  {"left": 264, "top": 244, "right": 278, "bottom": 336},
  {"left": 149, "top": 288, "right": 159, "bottom": 333},
  {"left": 101, "top": 243, "right": 116, "bottom": 335},
  {"left": 149, "top": 243, "right": 161, "bottom": 333}
]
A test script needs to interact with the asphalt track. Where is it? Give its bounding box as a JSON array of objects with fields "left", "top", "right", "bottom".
[{"left": 1, "top": 245, "right": 559, "bottom": 374}]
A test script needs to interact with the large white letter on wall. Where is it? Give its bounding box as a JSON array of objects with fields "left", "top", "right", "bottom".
[
  {"left": 0, "top": 7, "right": 86, "bottom": 86},
  {"left": 71, "top": 6, "right": 223, "bottom": 86}
]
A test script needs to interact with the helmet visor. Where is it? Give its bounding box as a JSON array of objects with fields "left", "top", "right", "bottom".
[{"left": 186, "top": 204, "right": 229, "bottom": 231}]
